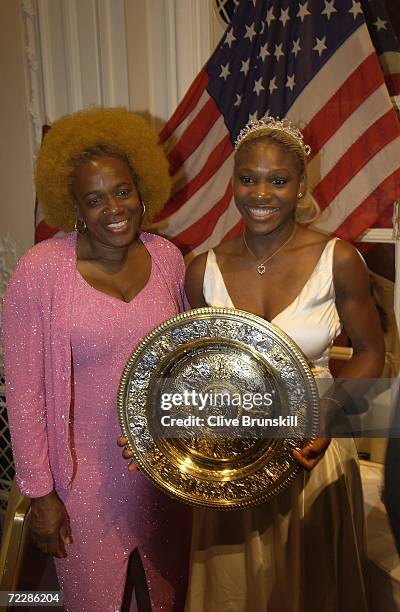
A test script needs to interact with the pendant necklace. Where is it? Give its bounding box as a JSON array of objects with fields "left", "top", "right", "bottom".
[{"left": 243, "top": 225, "right": 297, "bottom": 275}]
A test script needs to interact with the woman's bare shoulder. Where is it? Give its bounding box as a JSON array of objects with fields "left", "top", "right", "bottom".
[
  {"left": 213, "top": 235, "right": 243, "bottom": 256},
  {"left": 333, "top": 239, "right": 368, "bottom": 284},
  {"left": 324, "top": 238, "right": 372, "bottom": 310},
  {"left": 295, "top": 226, "right": 331, "bottom": 248},
  {"left": 185, "top": 251, "right": 208, "bottom": 275},
  {"left": 185, "top": 251, "right": 209, "bottom": 307},
  {"left": 295, "top": 229, "right": 365, "bottom": 274}
]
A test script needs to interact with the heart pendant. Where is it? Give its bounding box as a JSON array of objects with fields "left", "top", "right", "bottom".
[{"left": 257, "top": 264, "right": 266, "bottom": 275}]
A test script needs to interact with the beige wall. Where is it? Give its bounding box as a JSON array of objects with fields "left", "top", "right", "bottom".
[{"left": 0, "top": 0, "right": 35, "bottom": 260}]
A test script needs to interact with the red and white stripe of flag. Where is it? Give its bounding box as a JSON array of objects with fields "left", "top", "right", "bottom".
[
  {"left": 153, "top": 24, "right": 400, "bottom": 255},
  {"left": 35, "top": 26, "right": 400, "bottom": 253}
]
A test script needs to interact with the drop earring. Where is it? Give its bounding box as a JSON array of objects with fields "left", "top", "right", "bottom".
[{"left": 74, "top": 218, "right": 87, "bottom": 234}]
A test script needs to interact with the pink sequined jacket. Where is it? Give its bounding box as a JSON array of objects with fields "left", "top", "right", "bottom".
[{"left": 2, "top": 232, "right": 186, "bottom": 497}]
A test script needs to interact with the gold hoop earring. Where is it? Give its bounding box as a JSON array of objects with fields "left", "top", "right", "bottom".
[
  {"left": 141, "top": 201, "right": 146, "bottom": 215},
  {"left": 74, "top": 218, "right": 87, "bottom": 234}
]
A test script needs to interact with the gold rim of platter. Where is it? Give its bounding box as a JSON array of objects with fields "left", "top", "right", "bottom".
[{"left": 118, "top": 307, "right": 320, "bottom": 510}]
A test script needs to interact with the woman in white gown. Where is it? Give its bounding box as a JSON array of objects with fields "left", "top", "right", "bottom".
[{"left": 184, "top": 117, "right": 385, "bottom": 612}]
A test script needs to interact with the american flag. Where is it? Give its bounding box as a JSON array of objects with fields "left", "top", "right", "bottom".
[
  {"left": 36, "top": 0, "right": 400, "bottom": 251},
  {"left": 152, "top": 0, "right": 400, "bottom": 255},
  {"left": 361, "top": 0, "right": 400, "bottom": 97}
]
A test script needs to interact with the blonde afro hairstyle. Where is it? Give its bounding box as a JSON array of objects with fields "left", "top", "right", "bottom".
[{"left": 35, "top": 107, "right": 171, "bottom": 231}]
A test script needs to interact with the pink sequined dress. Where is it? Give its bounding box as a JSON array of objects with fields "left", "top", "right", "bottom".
[{"left": 2, "top": 232, "right": 191, "bottom": 612}]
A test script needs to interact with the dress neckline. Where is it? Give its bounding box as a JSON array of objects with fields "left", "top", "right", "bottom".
[
  {"left": 74, "top": 232, "right": 154, "bottom": 305},
  {"left": 209, "top": 239, "right": 336, "bottom": 323}
]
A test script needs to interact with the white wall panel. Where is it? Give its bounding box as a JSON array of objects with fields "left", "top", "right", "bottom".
[
  {"left": 70, "top": 0, "right": 101, "bottom": 109},
  {"left": 146, "top": 0, "right": 170, "bottom": 124},
  {"left": 28, "top": 0, "right": 129, "bottom": 127},
  {"left": 124, "top": 0, "right": 150, "bottom": 115},
  {"left": 37, "top": 0, "right": 70, "bottom": 120},
  {"left": 62, "top": 0, "right": 84, "bottom": 110},
  {"left": 125, "top": 0, "right": 214, "bottom": 125},
  {"left": 172, "top": 0, "right": 212, "bottom": 105},
  {"left": 1, "top": 0, "right": 36, "bottom": 256},
  {"left": 97, "top": 0, "right": 129, "bottom": 107},
  {"left": 21, "top": 0, "right": 45, "bottom": 153}
]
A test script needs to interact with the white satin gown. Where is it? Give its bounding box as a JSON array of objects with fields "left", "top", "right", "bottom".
[{"left": 185, "top": 239, "right": 369, "bottom": 612}]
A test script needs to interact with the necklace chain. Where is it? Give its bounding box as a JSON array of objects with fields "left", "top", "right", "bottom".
[{"left": 243, "top": 225, "right": 297, "bottom": 275}]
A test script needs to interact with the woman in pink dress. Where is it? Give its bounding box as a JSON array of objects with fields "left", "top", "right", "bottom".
[{"left": 2, "top": 107, "right": 191, "bottom": 612}]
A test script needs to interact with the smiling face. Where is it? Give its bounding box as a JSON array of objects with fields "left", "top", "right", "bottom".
[
  {"left": 233, "top": 139, "right": 305, "bottom": 236},
  {"left": 71, "top": 156, "right": 142, "bottom": 251}
]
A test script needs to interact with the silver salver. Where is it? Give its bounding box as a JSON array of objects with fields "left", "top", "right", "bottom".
[{"left": 118, "top": 307, "right": 320, "bottom": 509}]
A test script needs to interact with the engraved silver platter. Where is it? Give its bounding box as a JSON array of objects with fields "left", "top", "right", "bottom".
[{"left": 118, "top": 307, "right": 320, "bottom": 509}]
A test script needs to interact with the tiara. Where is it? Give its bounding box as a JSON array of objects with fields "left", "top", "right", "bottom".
[{"left": 234, "top": 115, "right": 311, "bottom": 156}]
